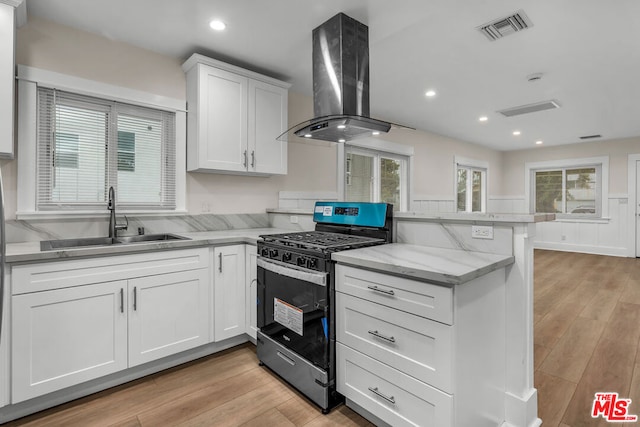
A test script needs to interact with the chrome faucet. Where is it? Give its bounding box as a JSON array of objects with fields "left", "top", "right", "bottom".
[{"left": 108, "top": 186, "right": 128, "bottom": 238}]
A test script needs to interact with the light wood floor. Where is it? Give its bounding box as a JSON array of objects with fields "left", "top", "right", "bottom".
[
  {"left": 7, "top": 250, "right": 640, "bottom": 426},
  {"left": 534, "top": 250, "right": 640, "bottom": 427}
]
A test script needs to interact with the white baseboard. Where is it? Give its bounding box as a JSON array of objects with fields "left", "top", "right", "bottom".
[
  {"left": 534, "top": 241, "right": 629, "bottom": 257},
  {"left": 505, "top": 389, "right": 542, "bottom": 427}
]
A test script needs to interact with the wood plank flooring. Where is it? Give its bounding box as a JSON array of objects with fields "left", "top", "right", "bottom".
[
  {"left": 535, "top": 250, "right": 640, "bottom": 427},
  {"left": 6, "top": 249, "right": 640, "bottom": 426}
]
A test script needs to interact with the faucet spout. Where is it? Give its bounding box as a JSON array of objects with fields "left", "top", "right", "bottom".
[{"left": 108, "top": 186, "right": 128, "bottom": 238}]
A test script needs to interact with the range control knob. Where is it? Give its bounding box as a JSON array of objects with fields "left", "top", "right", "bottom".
[
  {"left": 269, "top": 249, "right": 279, "bottom": 258},
  {"left": 260, "top": 247, "right": 269, "bottom": 257},
  {"left": 307, "top": 258, "right": 317, "bottom": 269},
  {"left": 283, "top": 252, "right": 292, "bottom": 262},
  {"left": 297, "top": 256, "right": 306, "bottom": 266}
]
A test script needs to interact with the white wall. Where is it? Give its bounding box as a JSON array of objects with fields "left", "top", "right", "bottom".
[
  {"left": 501, "top": 137, "right": 640, "bottom": 257},
  {"left": 9, "top": 17, "right": 639, "bottom": 257}
]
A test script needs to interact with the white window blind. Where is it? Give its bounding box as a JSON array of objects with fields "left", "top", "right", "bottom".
[{"left": 36, "top": 88, "right": 176, "bottom": 211}]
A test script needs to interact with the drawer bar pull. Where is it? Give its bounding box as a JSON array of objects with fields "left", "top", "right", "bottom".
[
  {"left": 276, "top": 351, "right": 296, "bottom": 366},
  {"left": 368, "top": 330, "right": 396, "bottom": 343},
  {"left": 368, "top": 386, "right": 396, "bottom": 405},
  {"left": 367, "top": 285, "right": 395, "bottom": 296}
]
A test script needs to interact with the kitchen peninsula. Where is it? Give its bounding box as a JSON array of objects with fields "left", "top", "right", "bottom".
[{"left": 271, "top": 208, "right": 554, "bottom": 427}]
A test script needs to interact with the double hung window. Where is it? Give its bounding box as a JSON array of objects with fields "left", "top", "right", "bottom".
[
  {"left": 456, "top": 158, "right": 487, "bottom": 213},
  {"left": 527, "top": 157, "right": 607, "bottom": 218},
  {"left": 344, "top": 145, "right": 408, "bottom": 211},
  {"left": 36, "top": 88, "right": 176, "bottom": 211}
]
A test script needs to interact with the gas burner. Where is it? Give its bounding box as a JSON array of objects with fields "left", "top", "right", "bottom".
[{"left": 260, "top": 231, "right": 383, "bottom": 252}]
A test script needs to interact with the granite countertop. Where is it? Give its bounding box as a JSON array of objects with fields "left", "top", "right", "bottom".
[
  {"left": 332, "top": 243, "right": 515, "bottom": 286},
  {"left": 5, "top": 228, "right": 291, "bottom": 264}
]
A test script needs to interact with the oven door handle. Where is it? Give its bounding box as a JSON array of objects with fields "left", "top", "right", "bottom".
[{"left": 257, "top": 258, "right": 328, "bottom": 287}]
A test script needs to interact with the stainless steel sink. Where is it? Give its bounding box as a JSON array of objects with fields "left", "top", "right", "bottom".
[
  {"left": 116, "top": 233, "right": 190, "bottom": 244},
  {"left": 40, "top": 233, "right": 190, "bottom": 251},
  {"left": 40, "top": 237, "right": 120, "bottom": 251}
]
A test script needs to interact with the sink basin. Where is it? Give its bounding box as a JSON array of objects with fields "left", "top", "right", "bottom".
[
  {"left": 40, "top": 233, "right": 190, "bottom": 251},
  {"left": 40, "top": 237, "right": 120, "bottom": 251},
  {"left": 116, "top": 233, "right": 190, "bottom": 244}
]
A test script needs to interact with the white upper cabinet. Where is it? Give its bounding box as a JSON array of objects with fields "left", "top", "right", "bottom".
[
  {"left": 183, "top": 54, "right": 289, "bottom": 175},
  {"left": 0, "top": 2, "right": 17, "bottom": 158}
]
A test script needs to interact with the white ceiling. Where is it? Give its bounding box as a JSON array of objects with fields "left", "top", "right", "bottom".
[{"left": 24, "top": 0, "right": 640, "bottom": 151}]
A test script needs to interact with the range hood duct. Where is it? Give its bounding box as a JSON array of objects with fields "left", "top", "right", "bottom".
[{"left": 282, "top": 13, "right": 403, "bottom": 144}]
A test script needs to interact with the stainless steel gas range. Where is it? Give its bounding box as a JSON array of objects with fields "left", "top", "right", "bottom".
[{"left": 256, "top": 202, "right": 393, "bottom": 413}]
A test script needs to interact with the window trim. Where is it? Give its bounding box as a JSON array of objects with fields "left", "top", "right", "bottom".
[
  {"left": 337, "top": 138, "right": 414, "bottom": 211},
  {"left": 454, "top": 156, "right": 488, "bottom": 213},
  {"left": 525, "top": 156, "right": 609, "bottom": 218},
  {"left": 16, "top": 66, "right": 187, "bottom": 218}
]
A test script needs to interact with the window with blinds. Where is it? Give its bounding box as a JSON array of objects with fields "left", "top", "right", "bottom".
[{"left": 36, "top": 88, "right": 176, "bottom": 211}]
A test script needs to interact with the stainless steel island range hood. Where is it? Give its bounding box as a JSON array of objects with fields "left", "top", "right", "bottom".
[{"left": 281, "top": 13, "right": 405, "bottom": 144}]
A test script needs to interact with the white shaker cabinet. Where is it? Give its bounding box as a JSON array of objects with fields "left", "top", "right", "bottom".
[
  {"left": 183, "top": 54, "right": 289, "bottom": 175},
  {"left": 336, "top": 265, "right": 507, "bottom": 427},
  {"left": 0, "top": 2, "right": 17, "bottom": 158},
  {"left": 10, "top": 248, "right": 211, "bottom": 403},
  {"left": 245, "top": 245, "right": 259, "bottom": 340},
  {"left": 12, "top": 281, "right": 129, "bottom": 403},
  {"left": 213, "top": 245, "right": 246, "bottom": 341},
  {"left": 128, "top": 269, "right": 210, "bottom": 367}
]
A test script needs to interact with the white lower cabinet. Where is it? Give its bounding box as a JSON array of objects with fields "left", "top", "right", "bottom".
[
  {"left": 128, "top": 269, "right": 210, "bottom": 366},
  {"left": 10, "top": 248, "right": 211, "bottom": 403},
  {"left": 336, "top": 264, "right": 507, "bottom": 427},
  {"left": 245, "top": 245, "right": 258, "bottom": 340},
  {"left": 12, "top": 281, "right": 128, "bottom": 403},
  {"left": 213, "top": 245, "right": 246, "bottom": 341},
  {"left": 338, "top": 343, "right": 453, "bottom": 427}
]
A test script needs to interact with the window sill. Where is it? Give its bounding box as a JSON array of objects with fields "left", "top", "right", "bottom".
[
  {"left": 16, "top": 210, "right": 188, "bottom": 221},
  {"left": 552, "top": 217, "right": 611, "bottom": 224}
]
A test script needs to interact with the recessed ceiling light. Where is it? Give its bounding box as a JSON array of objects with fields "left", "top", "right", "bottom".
[
  {"left": 479, "top": 116, "right": 488, "bottom": 122},
  {"left": 372, "top": 131, "right": 380, "bottom": 136},
  {"left": 425, "top": 90, "right": 436, "bottom": 97},
  {"left": 337, "top": 125, "right": 346, "bottom": 129},
  {"left": 535, "top": 140, "right": 543, "bottom": 145},
  {"left": 513, "top": 130, "right": 521, "bottom": 136},
  {"left": 338, "top": 139, "right": 346, "bottom": 143},
  {"left": 209, "top": 20, "right": 226, "bottom": 31},
  {"left": 304, "top": 134, "right": 312, "bottom": 138}
]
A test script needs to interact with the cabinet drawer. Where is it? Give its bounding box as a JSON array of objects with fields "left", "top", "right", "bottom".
[
  {"left": 12, "top": 247, "right": 210, "bottom": 294},
  {"left": 336, "top": 265, "right": 453, "bottom": 325},
  {"left": 337, "top": 293, "right": 453, "bottom": 393},
  {"left": 337, "top": 343, "right": 453, "bottom": 427}
]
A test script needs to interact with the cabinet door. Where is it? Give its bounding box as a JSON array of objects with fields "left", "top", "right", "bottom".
[
  {"left": 0, "top": 3, "right": 15, "bottom": 158},
  {"left": 245, "top": 245, "right": 258, "bottom": 340},
  {"left": 128, "top": 269, "right": 210, "bottom": 367},
  {"left": 195, "top": 65, "right": 248, "bottom": 172},
  {"left": 213, "top": 245, "right": 246, "bottom": 341},
  {"left": 248, "top": 80, "right": 288, "bottom": 175},
  {"left": 12, "top": 281, "right": 128, "bottom": 403}
]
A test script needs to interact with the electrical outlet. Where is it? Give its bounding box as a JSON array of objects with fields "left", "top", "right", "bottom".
[
  {"left": 561, "top": 235, "right": 566, "bottom": 241},
  {"left": 201, "top": 202, "right": 210, "bottom": 213},
  {"left": 471, "top": 225, "right": 494, "bottom": 240},
  {"left": 290, "top": 215, "right": 299, "bottom": 224}
]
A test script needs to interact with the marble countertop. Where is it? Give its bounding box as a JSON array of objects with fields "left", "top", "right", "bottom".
[
  {"left": 268, "top": 208, "right": 554, "bottom": 224},
  {"left": 332, "top": 243, "right": 515, "bottom": 286},
  {"left": 5, "top": 228, "right": 291, "bottom": 264}
]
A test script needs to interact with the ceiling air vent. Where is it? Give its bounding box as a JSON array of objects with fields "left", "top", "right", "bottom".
[
  {"left": 478, "top": 10, "right": 533, "bottom": 41},
  {"left": 497, "top": 100, "right": 560, "bottom": 117}
]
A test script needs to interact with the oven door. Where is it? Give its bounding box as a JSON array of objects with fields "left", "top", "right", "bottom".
[{"left": 257, "top": 257, "right": 330, "bottom": 370}]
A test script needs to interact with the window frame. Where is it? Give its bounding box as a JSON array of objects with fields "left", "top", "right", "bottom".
[
  {"left": 337, "top": 138, "right": 414, "bottom": 212},
  {"left": 16, "top": 66, "right": 187, "bottom": 218},
  {"left": 525, "top": 156, "right": 609, "bottom": 219},
  {"left": 455, "top": 156, "right": 488, "bottom": 213}
]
